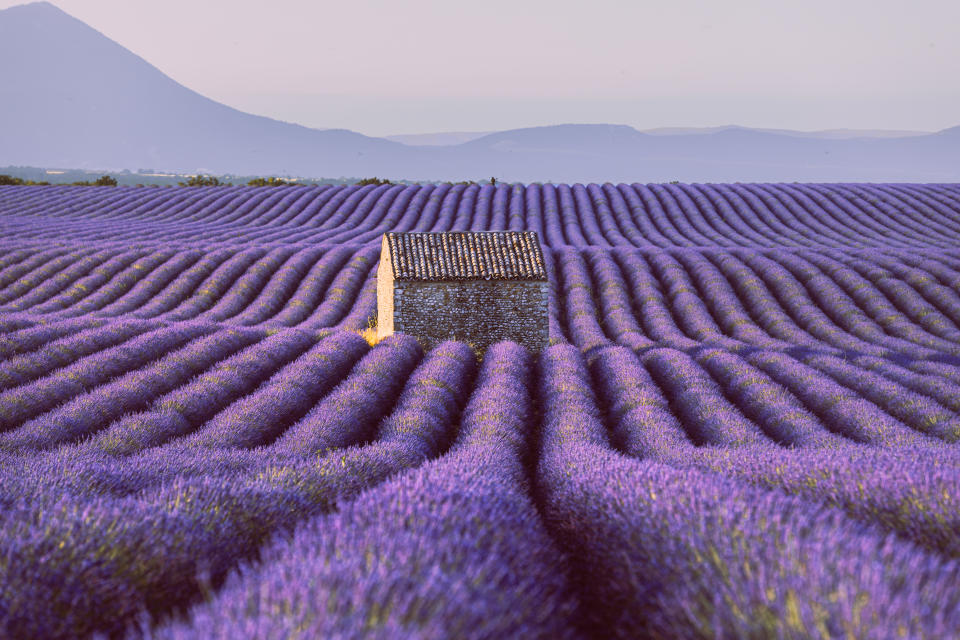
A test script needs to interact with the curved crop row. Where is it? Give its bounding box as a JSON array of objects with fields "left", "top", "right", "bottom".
[
  {"left": 588, "top": 346, "right": 960, "bottom": 558},
  {"left": 535, "top": 345, "right": 960, "bottom": 639},
  {"left": 3, "top": 241, "right": 960, "bottom": 357},
  {"left": 0, "top": 339, "right": 477, "bottom": 639},
  {"left": 153, "top": 343, "right": 581, "bottom": 639},
  {"left": 4, "top": 183, "right": 960, "bottom": 248},
  {"left": 0, "top": 323, "right": 209, "bottom": 434}
]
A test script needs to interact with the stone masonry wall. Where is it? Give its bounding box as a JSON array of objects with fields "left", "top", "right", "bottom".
[{"left": 393, "top": 281, "right": 549, "bottom": 355}]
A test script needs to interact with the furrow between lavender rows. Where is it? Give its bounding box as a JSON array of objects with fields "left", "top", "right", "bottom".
[
  {"left": 4, "top": 183, "right": 960, "bottom": 247},
  {"left": 3, "top": 242, "right": 960, "bottom": 358},
  {"left": 0, "top": 339, "right": 478, "bottom": 639},
  {"left": 535, "top": 345, "right": 960, "bottom": 639},
  {"left": 0, "top": 335, "right": 956, "bottom": 638}
]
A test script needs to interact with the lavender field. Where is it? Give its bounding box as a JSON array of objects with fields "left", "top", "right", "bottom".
[{"left": 1, "top": 182, "right": 959, "bottom": 639}]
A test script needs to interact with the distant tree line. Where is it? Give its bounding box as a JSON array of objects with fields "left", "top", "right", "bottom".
[
  {"left": 177, "top": 175, "right": 304, "bottom": 187},
  {"left": 247, "top": 176, "right": 292, "bottom": 187},
  {"left": 72, "top": 175, "right": 118, "bottom": 187},
  {"left": 354, "top": 177, "right": 500, "bottom": 187},
  {"left": 0, "top": 175, "right": 49, "bottom": 186},
  {"left": 178, "top": 175, "right": 230, "bottom": 187},
  {"left": 355, "top": 177, "right": 393, "bottom": 186},
  {"left": 2, "top": 167, "right": 508, "bottom": 188},
  {"left": 0, "top": 174, "right": 117, "bottom": 186}
]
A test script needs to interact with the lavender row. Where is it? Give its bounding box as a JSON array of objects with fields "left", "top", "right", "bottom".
[
  {"left": 852, "top": 251, "right": 960, "bottom": 333},
  {"left": 0, "top": 243, "right": 371, "bottom": 330},
  {"left": 591, "top": 346, "right": 960, "bottom": 557},
  {"left": 154, "top": 342, "right": 581, "bottom": 639},
  {"left": 0, "top": 245, "right": 107, "bottom": 306},
  {"left": 24, "top": 250, "right": 168, "bottom": 315},
  {"left": 0, "top": 242, "right": 374, "bottom": 329},
  {"left": 0, "top": 341, "right": 476, "bottom": 639},
  {"left": 0, "top": 316, "right": 106, "bottom": 359},
  {"left": 796, "top": 351, "right": 960, "bottom": 442},
  {"left": 0, "top": 328, "right": 259, "bottom": 452},
  {"left": 0, "top": 322, "right": 209, "bottom": 433},
  {"left": 771, "top": 251, "right": 956, "bottom": 357},
  {"left": 804, "top": 251, "right": 960, "bottom": 347},
  {"left": 180, "top": 332, "right": 385, "bottom": 450},
  {"left": 87, "top": 329, "right": 319, "bottom": 455},
  {"left": 4, "top": 242, "right": 960, "bottom": 356},
  {"left": 0, "top": 318, "right": 148, "bottom": 391},
  {"left": 604, "top": 342, "right": 947, "bottom": 450},
  {"left": 679, "top": 444, "right": 960, "bottom": 561},
  {"left": 549, "top": 246, "right": 960, "bottom": 356},
  {"left": 0, "top": 315, "right": 34, "bottom": 335},
  {"left": 296, "top": 244, "right": 380, "bottom": 330},
  {"left": 0, "top": 246, "right": 75, "bottom": 294},
  {"left": 4, "top": 183, "right": 960, "bottom": 247},
  {"left": 738, "top": 249, "right": 960, "bottom": 357},
  {"left": 536, "top": 344, "right": 960, "bottom": 638},
  {"left": 267, "top": 334, "right": 423, "bottom": 456},
  {"left": 642, "top": 347, "right": 767, "bottom": 446},
  {"left": 46, "top": 250, "right": 182, "bottom": 317}
]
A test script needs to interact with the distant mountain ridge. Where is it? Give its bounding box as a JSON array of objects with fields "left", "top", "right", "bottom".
[
  {"left": 638, "top": 125, "right": 931, "bottom": 139},
  {"left": 385, "top": 131, "right": 494, "bottom": 146},
  {"left": 388, "top": 126, "right": 931, "bottom": 147},
  {"left": 2, "top": 2, "right": 958, "bottom": 182}
]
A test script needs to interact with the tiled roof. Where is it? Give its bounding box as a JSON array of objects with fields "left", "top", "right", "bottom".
[{"left": 384, "top": 231, "right": 547, "bottom": 281}]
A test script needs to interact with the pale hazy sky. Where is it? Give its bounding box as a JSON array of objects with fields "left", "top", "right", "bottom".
[{"left": 6, "top": 0, "right": 960, "bottom": 136}]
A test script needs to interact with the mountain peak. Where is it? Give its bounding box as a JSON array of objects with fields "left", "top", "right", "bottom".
[
  {"left": 3, "top": 1, "right": 67, "bottom": 16},
  {"left": 0, "top": 1, "right": 393, "bottom": 175}
]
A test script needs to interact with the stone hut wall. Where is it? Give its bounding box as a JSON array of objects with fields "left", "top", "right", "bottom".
[
  {"left": 376, "top": 236, "right": 395, "bottom": 341},
  {"left": 392, "top": 280, "right": 549, "bottom": 354}
]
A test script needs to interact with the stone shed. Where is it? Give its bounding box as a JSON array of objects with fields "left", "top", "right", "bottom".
[{"left": 377, "top": 231, "right": 549, "bottom": 354}]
